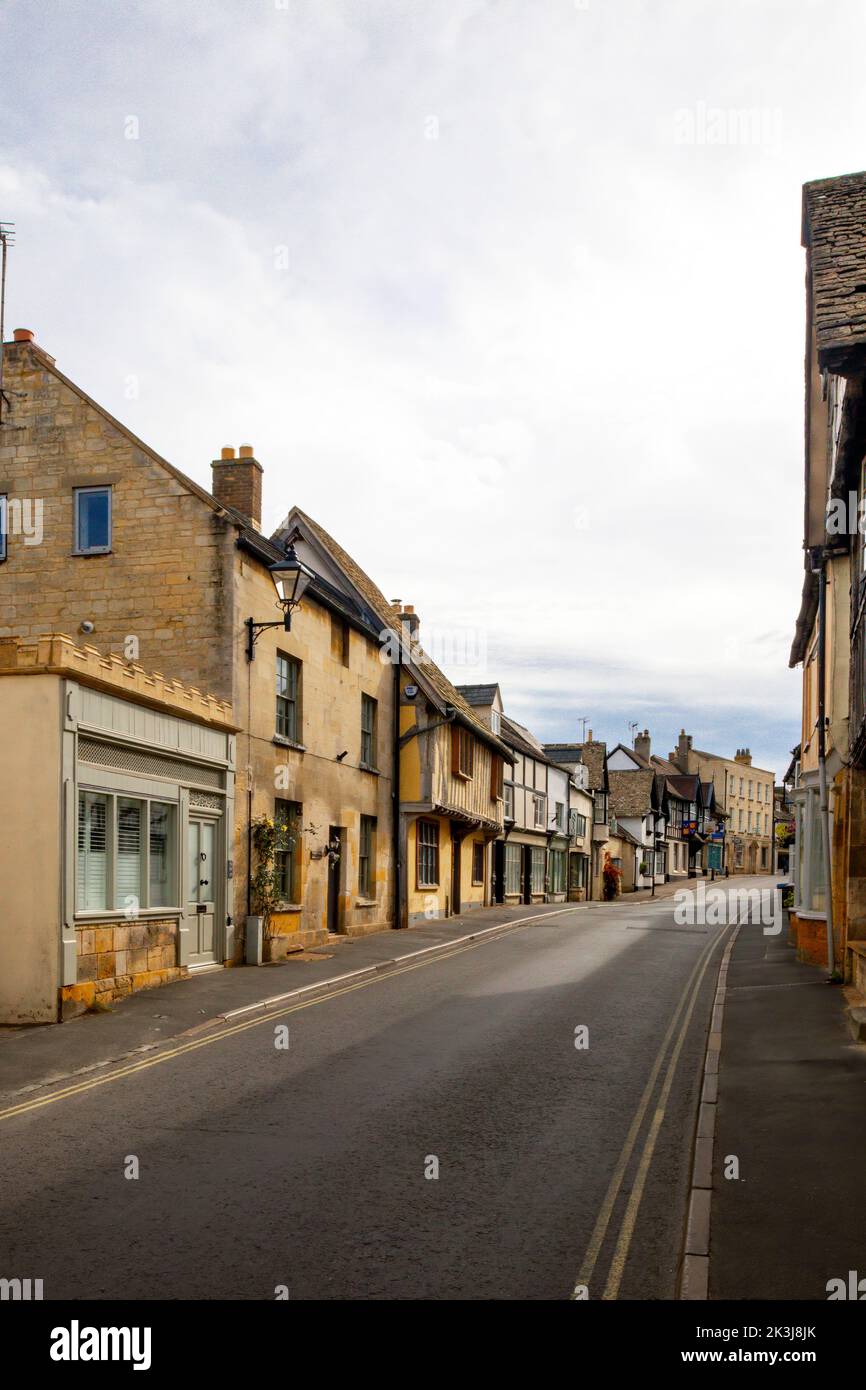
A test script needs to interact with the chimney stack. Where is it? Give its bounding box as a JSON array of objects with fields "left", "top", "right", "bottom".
[
  {"left": 211, "top": 444, "right": 263, "bottom": 531},
  {"left": 673, "top": 729, "right": 692, "bottom": 772},
  {"left": 734, "top": 747, "right": 752, "bottom": 766},
  {"left": 397, "top": 602, "right": 420, "bottom": 643},
  {"left": 634, "top": 728, "right": 651, "bottom": 762}
]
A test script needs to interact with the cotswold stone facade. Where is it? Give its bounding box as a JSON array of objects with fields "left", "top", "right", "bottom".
[
  {"left": 0, "top": 331, "right": 398, "bottom": 974},
  {"left": 0, "top": 333, "right": 236, "bottom": 703}
]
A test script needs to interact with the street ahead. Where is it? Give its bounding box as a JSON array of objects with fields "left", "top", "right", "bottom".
[{"left": 0, "top": 887, "right": 757, "bottom": 1301}]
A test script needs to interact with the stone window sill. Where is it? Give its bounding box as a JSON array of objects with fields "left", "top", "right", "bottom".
[
  {"left": 273, "top": 736, "right": 306, "bottom": 753},
  {"left": 359, "top": 762, "right": 380, "bottom": 776},
  {"left": 355, "top": 898, "right": 377, "bottom": 908},
  {"left": 74, "top": 909, "right": 181, "bottom": 922}
]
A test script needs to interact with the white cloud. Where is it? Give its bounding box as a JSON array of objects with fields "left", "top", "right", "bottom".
[{"left": 2, "top": 0, "right": 860, "bottom": 778}]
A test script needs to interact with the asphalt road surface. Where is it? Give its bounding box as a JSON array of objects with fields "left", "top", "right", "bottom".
[{"left": 0, "top": 885, "right": 760, "bottom": 1301}]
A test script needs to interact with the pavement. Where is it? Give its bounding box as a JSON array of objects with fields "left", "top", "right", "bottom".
[
  {"left": 0, "top": 881, "right": 733, "bottom": 1300},
  {"left": 709, "top": 916, "right": 866, "bottom": 1299}
]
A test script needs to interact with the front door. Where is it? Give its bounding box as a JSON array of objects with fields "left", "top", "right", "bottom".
[
  {"left": 187, "top": 818, "right": 217, "bottom": 965},
  {"left": 493, "top": 841, "right": 505, "bottom": 904},
  {"left": 522, "top": 846, "right": 532, "bottom": 904},
  {"left": 327, "top": 826, "right": 342, "bottom": 933}
]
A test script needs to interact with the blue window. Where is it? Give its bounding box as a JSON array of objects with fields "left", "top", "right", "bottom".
[{"left": 74, "top": 486, "right": 111, "bottom": 553}]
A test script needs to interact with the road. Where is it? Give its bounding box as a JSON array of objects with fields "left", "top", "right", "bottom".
[{"left": 0, "top": 884, "right": 754, "bottom": 1301}]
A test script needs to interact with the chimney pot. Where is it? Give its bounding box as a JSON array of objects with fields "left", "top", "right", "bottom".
[
  {"left": 239, "top": 444, "right": 254, "bottom": 458},
  {"left": 221, "top": 446, "right": 236, "bottom": 460},
  {"left": 13, "top": 328, "right": 34, "bottom": 342}
]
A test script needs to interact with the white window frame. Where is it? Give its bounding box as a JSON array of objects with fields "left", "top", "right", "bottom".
[{"left": 73, "top": 485, "right": 112, "bottom": 555}]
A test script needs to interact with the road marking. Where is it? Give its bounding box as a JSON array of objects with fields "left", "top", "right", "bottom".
[
  {"left": 0, "top": 907, "right": 591, "bottom": 1125},
  {"left": 600, "top": 926, "right": 730, "bottom": 1300},
  {"left": 572, "top": 923, "right": 729, "bottom": 1298}
]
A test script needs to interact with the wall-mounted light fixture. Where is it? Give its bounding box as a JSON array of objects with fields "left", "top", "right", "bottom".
[{"left": 245, "top": 542, "right": 316, "bottom": 661}]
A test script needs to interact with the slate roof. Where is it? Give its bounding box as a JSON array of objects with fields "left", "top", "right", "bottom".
[
  {"left": 666, "top": 773, "right": 702, "bottom": 803},
  {"left": 803, "top": 170, "right": 866, "bottom": 373},
  {"left": 456, "top": 683, "right": 500, "bottom": 706},
  {"left": 284, "top": 509, "right": 512, "bottom": 761},
  {"left": 608, "top": 769, "right": 655, "bottom": 819},
  {"left": 545, "top": 740, "right": 607, "bottom": 791}
]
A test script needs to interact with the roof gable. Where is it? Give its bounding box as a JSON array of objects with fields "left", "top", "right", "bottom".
[{"left": 276, "top": 507, "right": 511, "bottom": 759}]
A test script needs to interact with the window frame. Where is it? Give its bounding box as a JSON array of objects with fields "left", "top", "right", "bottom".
[
  {"left": 274, "top": 799, "right": 301, "bottom": 904},
  {"left": 76, "top": 789, "right": 179, "bottom": 916},
  {"left": 276, "top": 652, "right": 301, "bottom": 743},
  {"left": 0, "top": 493, "right": 6, "bottom": 562},
  {"left": 360, "top": 693, "right": 378, "bottom": 769},
  {"left": 73, "top": 485, "right": 112, "bottom": 556},
  {"left": 416, "top": 818, "right": 440, "bottom": 889},
  {"left": 451, "top": 724, "right": 475, "bottom": 780},
  {"left": 471, "top": 841, "right": 485, "bottom": 886},
  {"left": 490, "top": 755, "right": 503, "bottom": 802},
  {"left": 504, "top": 841, "right": 522, "bottom": 896},
  {"left": 359, "top": 814, "right": 376, "bottom": 899}
]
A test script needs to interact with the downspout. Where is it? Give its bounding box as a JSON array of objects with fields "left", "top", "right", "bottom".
[
  {"left": 392, "top": 655, "right": 403, "bottom": 928},
  {"left": 814, "top": 549, "right": 836, "bottom": 979}
]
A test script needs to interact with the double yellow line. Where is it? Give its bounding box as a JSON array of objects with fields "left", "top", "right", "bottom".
[
  {"left": 0, "top": 921, "right": 549, "bottom": 1126},
  {"left": 573, "top": 922, "right": 730, "bottom": 1300}
]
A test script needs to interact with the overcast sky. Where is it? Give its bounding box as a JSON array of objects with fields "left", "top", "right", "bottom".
[{"left": 2, "top": 0, "right": 862, "bottom": 780}]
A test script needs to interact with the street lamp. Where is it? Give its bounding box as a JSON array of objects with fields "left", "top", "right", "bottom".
[{"left": 245, "top": 542, "right": 316, "bottom": 660}]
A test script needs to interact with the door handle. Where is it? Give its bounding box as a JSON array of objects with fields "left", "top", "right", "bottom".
[{"left": 199, "top": 879, "right": 209, "bottom": 886}]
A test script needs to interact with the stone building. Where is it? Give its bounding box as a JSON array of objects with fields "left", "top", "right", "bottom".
[
  {"left": 0, "top": 327, "right": 511, "bottom": 984},
  {"left": 0, "top": 634, "right": 236, "bottom": 1023},
  {"left": 669, "top": 731, "right": 774, "bottom": 875},
  {"left": 0, "top": 329, "right": 397, "bottom": 978},
  {"left": 789, "top": 170, "right": 866, "bottom": 979}
]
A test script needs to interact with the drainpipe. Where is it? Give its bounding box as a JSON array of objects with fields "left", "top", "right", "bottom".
[
  {"left": 813, "top": 547, "right": 836, "bottom": 979},
  {"left": 392, "top": 656, "right": 403, "bottom": 928}
]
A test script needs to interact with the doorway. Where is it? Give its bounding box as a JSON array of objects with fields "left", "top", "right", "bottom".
[
  {"left": 327, "top": 826, "right": 343, "bottom": 933},
  {"left": 187, "top": 817, "right": 217, "bottom": 966},
  {"left": 451, "top": 832, "right": 462, "bottom": 915},
  {"left": 493, "top": 841, "right": 505, "bottom": 904}
]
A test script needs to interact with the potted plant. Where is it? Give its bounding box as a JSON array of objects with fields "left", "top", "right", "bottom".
[{"left": 248, "top": 811, "right": 296, "bottom": 963}]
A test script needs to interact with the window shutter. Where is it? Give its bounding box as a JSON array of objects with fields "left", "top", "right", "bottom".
[{"left": 116, "top": 799, "right": 143, "bottom": 906}]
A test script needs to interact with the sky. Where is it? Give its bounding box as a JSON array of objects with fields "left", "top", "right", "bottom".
[{"left": 1, "top": 0, "right": 862, "bottom": 781}]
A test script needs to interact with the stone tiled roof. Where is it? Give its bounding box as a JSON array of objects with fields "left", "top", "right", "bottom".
[
  {"left": 286, "top": 509, "right": 512, "bottom": 761},
  {"left": 803, "top": 170, "right": 866, "bottom": 373},
  {"left": 501, "top": 715, "right": 550, "bottom": 761},
  {"left": 609, "top": 769, "right": 655, "bottom": 818}
]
